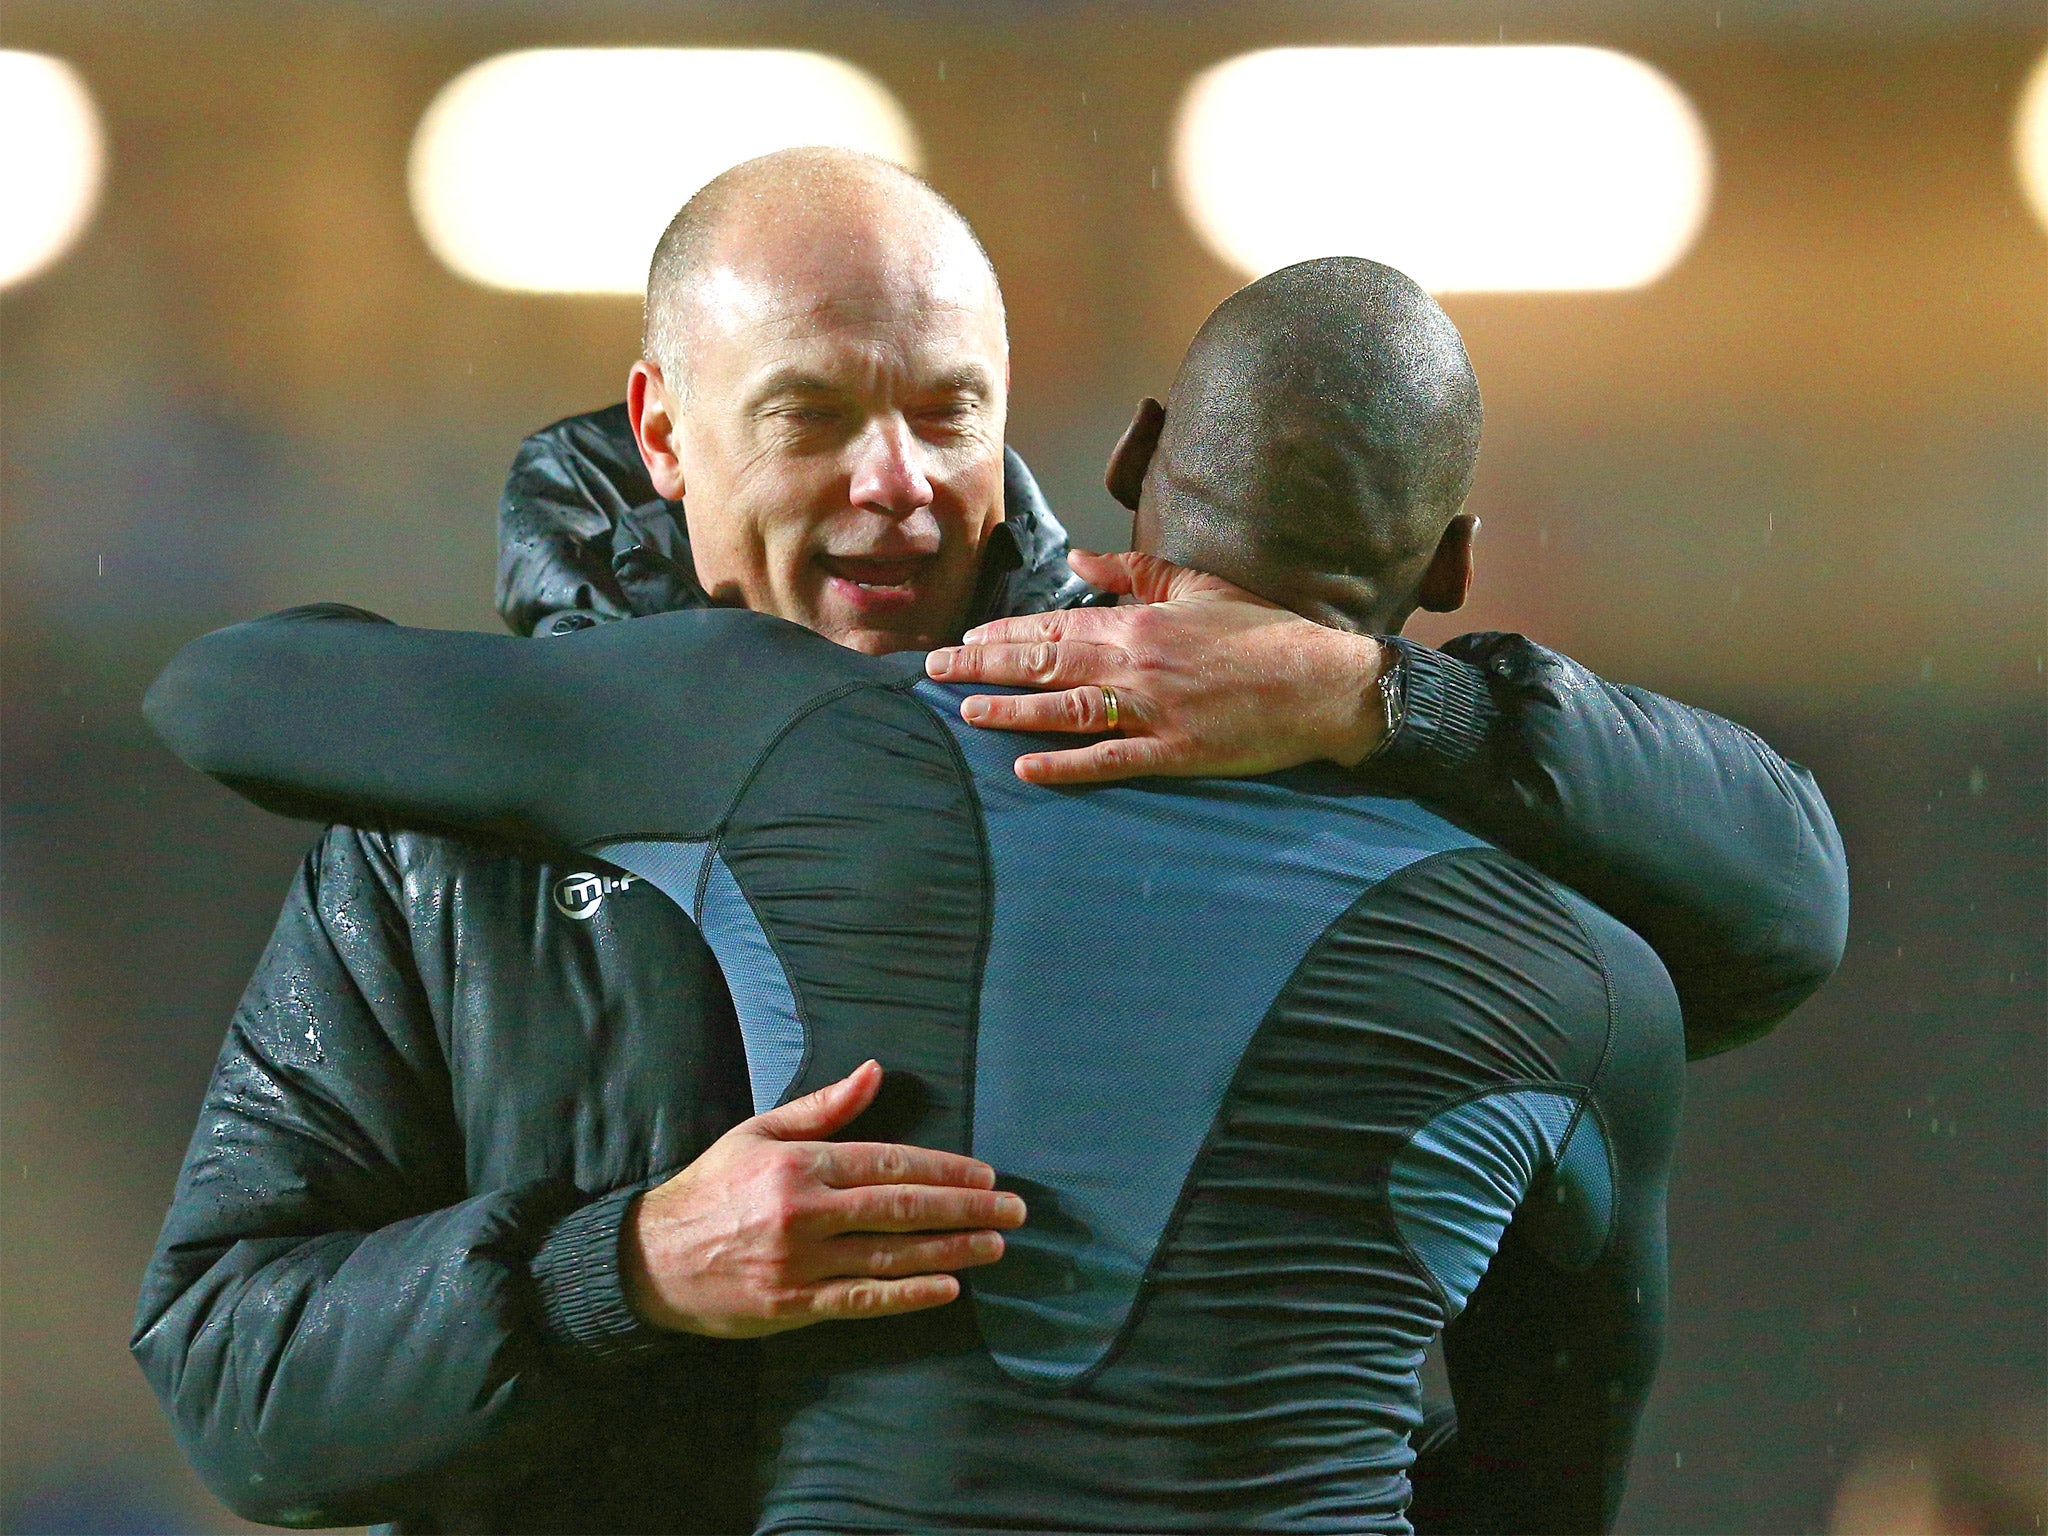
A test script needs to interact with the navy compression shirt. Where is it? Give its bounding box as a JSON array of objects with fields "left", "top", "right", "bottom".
[{"left": 148, "top": 606, "right": 1686, "bottom": 1535}]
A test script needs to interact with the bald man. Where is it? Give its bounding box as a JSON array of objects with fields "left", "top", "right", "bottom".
[
  {"left": 151, "top": 257, "right": 1691, "bottom": 1535},
  {"left": 135, "top": 151, "right": 1843, "bottom": 1533}
]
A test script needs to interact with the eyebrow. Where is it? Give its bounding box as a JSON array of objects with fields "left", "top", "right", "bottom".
[
  {"left": 748, "top": 368, "right": 848, "bottom": 406},
  {"left": 745, "top": 362, "right": 998, "bottom": 410},
  {"left": 922, "top": 364, "right": 998, "bottom": 400}
]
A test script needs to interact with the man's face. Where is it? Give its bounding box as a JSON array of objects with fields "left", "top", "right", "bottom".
[{"left": 659, "top": 235, "right": 1009, "bottom": 656}]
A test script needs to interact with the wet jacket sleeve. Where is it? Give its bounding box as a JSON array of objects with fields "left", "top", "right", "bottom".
[
  {"left": 127, "top": 829, "right": 678, "bottom": 1526},
  {"left": 1369, "top": 634, "right": 1849, "bottom": 1059}
]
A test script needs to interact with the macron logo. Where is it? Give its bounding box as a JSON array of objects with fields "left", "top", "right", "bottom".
[{"left": 552, "top": 870, "right": 639, "bottom": 920}]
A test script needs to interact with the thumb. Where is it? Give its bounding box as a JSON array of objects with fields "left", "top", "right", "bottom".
[
  {"left": 752, "top": 1060, "right": 882, "bottom": 1141},
  {"left": 1073, "top": 548, "right": 1238, "bottom": 604},
  {"left": 1066, "top": 548, "right": 1136, "bottom": 596},
  {"left": 1067, "top": 548, "right": 1199, "bottom": 603}
]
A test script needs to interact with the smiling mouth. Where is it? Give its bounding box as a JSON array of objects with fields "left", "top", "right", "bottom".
[{"left": 817, "top": 554, "right": 930, "bottom": 594}]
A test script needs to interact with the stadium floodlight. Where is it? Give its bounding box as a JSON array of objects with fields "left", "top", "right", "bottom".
[
  {"left": 0, "top": 51, "right": 105, "bottom": 289},
  {"left": 1171, "top": 46, "right": 1714, "bottom": 294},
  {"left": 2017, "top": 51, "right": 2048, "bottom": 233},
  {"left": 409, "top": 48, "right": 922, "bottom": 295}
]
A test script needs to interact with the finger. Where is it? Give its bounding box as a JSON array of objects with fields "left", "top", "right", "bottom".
[
  {"left": 1067, "top": 549, "right": 1193, "bottom": 604},
  {"left": 930, "top": 640, "right": 1127, "bottom": 691},
  {"left": 958, "top": 685, "right": 1124, "bottom": 736},
  {"left": 1069, "top": 548, "right": 1259, "bottom": 606},
  {"left": 814, "top": 1141, "right": 997, "bottom": 1191},
  {"left": 802, "top": 1273, "right": 960, "bottom": 1322},
  {"left": 752, "top": 1059, "right": 881, "bottom": 1141},
  {"left": 1064, "top": 548, "right": 1137, "bottom": 596},
  {"left": 1013, "top": 736, "right": 1176, "bottom": 786},
  {"left": 807, "top": 1184, "right": 1027, "bottom": 1237},
  {"left": 952, "top": 611, "right": 1071, "bottom": 649},
  {"left": 955, "top": 606, "right": 1129, "bottom": 647},
  {"left": 808, "top": 1229, "right": 1007, "bottom": 1283}
]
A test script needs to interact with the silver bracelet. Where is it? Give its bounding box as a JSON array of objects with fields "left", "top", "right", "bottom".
[{"left": 1361, "top": 643, "right": 1408, "bottom": 763}]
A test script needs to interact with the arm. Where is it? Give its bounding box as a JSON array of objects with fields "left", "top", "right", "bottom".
[
  {"left": 1375, "top": 630, "right": 1847, "bottom": 1058},
  {"left": 144, "top": 604, "right": 889, "bottom": 854},
  {"left": 129, "top": 829, "right": 631, "bottom": 1524},
  {"left": 927, "top": 553, "right": 1847, "bottom": 1058},
  {"left": 1411, "top": 913, "right": 1686, "bottom": 1536}
]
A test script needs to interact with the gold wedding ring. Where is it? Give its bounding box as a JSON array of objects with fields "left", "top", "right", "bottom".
[{"left": 1100, "top": 683, "right": 1121, "bottom": 731}]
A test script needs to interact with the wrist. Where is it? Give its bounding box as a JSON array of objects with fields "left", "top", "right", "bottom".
[
  {"left": 1317, "top": 629, "right": 1398, "bottom": 768},
  {"left": 621, "top": 1188, "right": 707, "bottom": 1335},
  {"left": 531, "top": 1182, "right": 679, "bottom": 1359},
  {"left": 1369, "top": 637, "right": 1497, "bottom": 781}
]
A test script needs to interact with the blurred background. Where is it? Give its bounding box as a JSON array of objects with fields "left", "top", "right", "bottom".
[{"left": 2, "top": 1, "right": 2042, "bottom": 1531}]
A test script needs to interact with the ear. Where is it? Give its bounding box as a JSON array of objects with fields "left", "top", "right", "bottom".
[
  {"left": 627, "top": 359, "right": 687, "bottom": 501},
  {"left": 1104, "top": 397, "right": 1166, "bottom": 511},
  {"left": 1415, "top": 514, "right": 1478, "bottom": 613}
]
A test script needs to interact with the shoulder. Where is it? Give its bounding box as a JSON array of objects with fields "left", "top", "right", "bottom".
[{"left": 506, "top": 402, "right": 652, "bottom": 509}]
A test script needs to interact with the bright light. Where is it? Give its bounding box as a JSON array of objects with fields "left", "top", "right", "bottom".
[
  {"left": 2017, "top": 52, "right": 2048, "bottom": 233},
  {"left": 409, "top": 49, "right": 922, "bottom": 295},
  {"left": 1171, "top": 46, "right": 1713, "bottom": 293},
  {"left": 0, "top": 51, "right": 105, "bottom": 289}
]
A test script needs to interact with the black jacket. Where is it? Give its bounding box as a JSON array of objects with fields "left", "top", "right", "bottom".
[{"left": 132, "top": 408, "right": 1847, "bottom": 1532}]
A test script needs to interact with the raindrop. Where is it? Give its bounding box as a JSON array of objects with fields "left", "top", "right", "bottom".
[
  {"left": 1968, "top": 766, "right": 1986, "bottom": 796},
  {"left": 938, "top": 60, "right": 947, "bottom": 82},
  {"left": 1919, "top": 656, "right": 1935, "bottom": 682}
]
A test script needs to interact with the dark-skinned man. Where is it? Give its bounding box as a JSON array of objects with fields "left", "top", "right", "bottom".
[{"left": 133, "top": 149, "right": 1845, "bottom": 1532}]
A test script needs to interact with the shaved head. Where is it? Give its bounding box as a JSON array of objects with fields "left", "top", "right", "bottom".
[
  {"left": 625, "top": 146, "right": 1012, "bottom": 655},
  {"left": 1139, "top": 257, "right": 1483, "bottom": 633},
  {"left": 643, "top": 147, "right": 1003, "bottom": 400}
]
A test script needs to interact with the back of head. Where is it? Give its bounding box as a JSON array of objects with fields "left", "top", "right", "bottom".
[{"left": 1142, "top": 257, "right": 1482, "bottom": 632}]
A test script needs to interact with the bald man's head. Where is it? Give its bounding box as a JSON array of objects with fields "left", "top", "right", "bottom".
[
  {"left": 1136, "top": 257, "right": 1482, "bottom": 634},
  {"left": 624, "top": 146, "right": 1012, "bottom": 656},
  {"left": 642, "top": 147, "right": 1004, "bottom": 401}
]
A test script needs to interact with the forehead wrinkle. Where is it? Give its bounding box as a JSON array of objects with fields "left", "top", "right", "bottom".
[{"left": 687, "top": 259, "right": 999, "bottom": 357}]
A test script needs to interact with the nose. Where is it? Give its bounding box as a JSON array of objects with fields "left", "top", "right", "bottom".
[{"left": 848, "top": 414, "right": 935, "bottom": 520}]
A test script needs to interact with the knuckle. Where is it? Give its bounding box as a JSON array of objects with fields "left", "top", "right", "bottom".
[
  {"left": 1027, "top": 643, "right": 1058, "bottom": 683},
  {"left": 840, "top": 1280, "right": 883, "bottom": 1314},
  {"left": 758, "top": 1231, "right": 800, "bottom": 1275}
]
